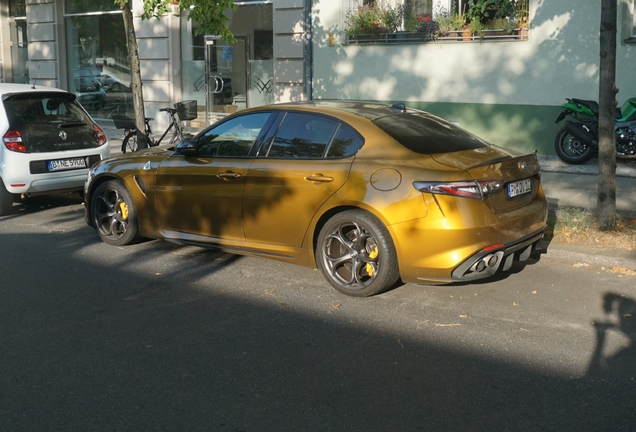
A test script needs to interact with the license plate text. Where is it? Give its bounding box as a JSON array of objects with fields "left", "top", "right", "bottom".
[
  {"left": 48, "top": 157, "right": 87, "bottom": 172},
  {"left": 508, "top": 179, "right": 532, "bottom": 198}
]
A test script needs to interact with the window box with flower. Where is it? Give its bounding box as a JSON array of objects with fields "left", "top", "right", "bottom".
[
  {"left": 344, "top": 0, "right": 529, "bottom": 45},
  {"left": 345, "top": 2, "right": 402, "bottom": 44}
]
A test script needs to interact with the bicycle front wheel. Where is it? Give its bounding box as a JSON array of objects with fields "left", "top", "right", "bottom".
[{"left": 122, "top": 131, "right": 139, "bottom": 153}]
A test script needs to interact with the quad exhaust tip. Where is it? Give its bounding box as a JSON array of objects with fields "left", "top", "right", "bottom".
[
  {"left": 455, "top": 243, "right": 537, "bottom": 281},
  {"left": 468, "top": 251, "right": 504, "bottom": 276}
]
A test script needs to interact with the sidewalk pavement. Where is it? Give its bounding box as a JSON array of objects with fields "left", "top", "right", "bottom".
[
  {"left": 538, "top": 154, "right": 636, "bottom": 217},
  {"left": 537, "top": 154, "right": 636, "bottom": 271},
  {"left": 97, "top": 118, "right": 636, "bottom": 270}
]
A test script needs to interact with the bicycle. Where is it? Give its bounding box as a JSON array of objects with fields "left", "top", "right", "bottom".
[{"left": 112, "top": 100, "right": 197, "bottom": 153}]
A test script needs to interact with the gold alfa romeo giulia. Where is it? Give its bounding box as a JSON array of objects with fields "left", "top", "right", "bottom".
[{"left": 85, "top": 101, "right": 548, "bottom": 297}]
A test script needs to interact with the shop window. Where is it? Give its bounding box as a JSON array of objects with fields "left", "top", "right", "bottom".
[
  {"left": 626, "top": 0, "right": 636, "bottom": 43},
  {"left": 66, "top": 13, "right": 129, "bottom": 115},
  {"left": 8, "top": 0, "right": 28, "bottom": 84},
  {"left": 9, "top": 0, "right": 26, "bottom": 16},
  {"left": 181, "top": 2, "right": 274, "bottom": 111},
  {"left": 64, "top": 0, "right": 119, "bottom": 14}
]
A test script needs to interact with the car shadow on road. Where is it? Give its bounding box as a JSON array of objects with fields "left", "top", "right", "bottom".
[
  {"left": 4, "top": 192, "right": 84, "bottom": 217},
  {"left": 2, "top": 211, "right": 636, "bottom": 430}
]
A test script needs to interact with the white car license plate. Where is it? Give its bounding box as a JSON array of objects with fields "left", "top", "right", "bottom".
[
  {"left": 48, "top": 157, "right": 87, "bottom": 172},
  {"left": 507, "top": 179, "right": 532, "bottom": 198}
]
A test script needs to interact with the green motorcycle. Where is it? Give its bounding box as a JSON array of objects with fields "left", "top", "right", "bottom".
[{"left": 554, "top": 97, "right": 636, "bottom": 164}]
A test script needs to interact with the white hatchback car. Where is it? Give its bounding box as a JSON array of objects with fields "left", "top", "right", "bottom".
[{"left": 0, "top": 84, "right": 110, "bottom": 215}]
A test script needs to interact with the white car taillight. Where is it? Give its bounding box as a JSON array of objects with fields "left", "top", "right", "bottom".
[
  {"left": 3, "top": 129, "right": 26, "bottom": 153},
  {"left": 94, "top": 124, "right": 107, "bottom": 146}
]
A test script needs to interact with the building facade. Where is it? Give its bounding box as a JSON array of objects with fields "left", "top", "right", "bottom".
[
  {"left": 2, "top": 1, "right": 636, "bottom": 155},
  {"left": 0, "top": 0, "right": 310, "bottom": 130},
  {"left": 312, "top": 0, "right": 636, "bottom": 154}
]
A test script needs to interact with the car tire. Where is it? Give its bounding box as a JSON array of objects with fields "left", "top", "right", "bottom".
[
  {"left": 316, "top": 210, "right": 400, "bottom": 297},
  {"left": 0, "top": 180, "right": 15, "bottom": 216},
  {"left": 90, "top": 180, "right": 140, "bottom": 246},
  {"left": 122, "top": 131, "right": 138, "bottom": 153}
]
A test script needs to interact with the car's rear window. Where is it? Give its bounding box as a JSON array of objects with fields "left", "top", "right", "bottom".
[
  {"left": 2, "top": 91, "right": 99, "bottom": 153},
  {"left": 373, "top": 111, "right": 489, "bottom": 154},
  {"left": 3, "top": 92, "right": 89, "bottom": 128}
]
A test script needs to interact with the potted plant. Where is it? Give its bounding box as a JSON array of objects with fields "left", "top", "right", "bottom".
[
  {"left": 467, "top": 19, "right": 484, "bottom": 41},
  {"left": 436, "top": 12, "right": 466, "bottom": 40},
  {"left": 515, "top": 0, "right": 529, "bottom": 40},
  {"left": 405, "top": 16, "right": 420, "bottom": 33},
  {"left": 483, "top": 17, "right": 516, "bottom": 39},
  {"left": 382, "top": 2, "right": 405, "bottom": 33},
  {"left": 345, "top": 3, "right": 386, "bottom": 42},
  {"left": 403, "top": 0, "right": 430, "bottom": 31},
  {"left": 466, "top": 0, "right": 514, "bottom": 24},
  {"left": 435, "top": 14, "right": 452, "bottom": 38},
  {"left": 417, "top": 15, "right": 439, "bottom": 42},
  {"left": 345, "top": 2, "right": 404, "bottom": 43}
]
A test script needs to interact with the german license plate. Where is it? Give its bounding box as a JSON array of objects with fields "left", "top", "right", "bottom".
[
  {"left": 507, "top": 178, "right": 532, "bottom": 198},
  {"left": 48, "top": 157, "right": 87, "bottom": 172}
]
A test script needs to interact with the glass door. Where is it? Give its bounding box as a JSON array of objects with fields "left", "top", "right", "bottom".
[{"left": 205, "top": 35, "right": 249, "bottom": 125}]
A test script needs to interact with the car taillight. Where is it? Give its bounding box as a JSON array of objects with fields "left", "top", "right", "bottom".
[
  {"left": 94, "top": 124, "right": 107, "bottom": 146},
  {"left": 413, "top": 179, "right": 504, "bottom": 200},
  {"left": 3, "top": 129, "right": 26, "bottom": 153}
]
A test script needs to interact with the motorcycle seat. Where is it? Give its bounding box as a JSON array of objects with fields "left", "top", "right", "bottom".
[
  {"left": 570, "top": 98, "right": 599, "bottom": 115},
  {"left": 569, "top": 98, "right": 622, "bottom": 119}
]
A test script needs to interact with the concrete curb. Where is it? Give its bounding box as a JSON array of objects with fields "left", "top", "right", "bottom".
[
  {"left": 548, "top": 249, "right": 636, "bottom": 269},
  {"left": 542, "top": 243, "right": 636, "bottom": 271},
  {"left": 537, "top": 154, "right": 636, "bottom": 178}
]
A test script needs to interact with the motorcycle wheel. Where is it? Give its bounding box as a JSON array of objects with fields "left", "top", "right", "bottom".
[{"left": 554, "top": 127, "right": 595, "bottom": 165}]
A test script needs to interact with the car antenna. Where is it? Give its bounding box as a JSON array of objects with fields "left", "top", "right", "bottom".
[{"left": 31, "top": 65, "right": 41, "bottom": 89}]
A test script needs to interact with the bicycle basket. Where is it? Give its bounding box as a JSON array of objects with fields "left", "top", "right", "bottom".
[
  {"left": 175, "top": 100, "right": 197, "bottom": 121},
  {"left": 112, "top": 114, "right": 136, "bottom": 130}
]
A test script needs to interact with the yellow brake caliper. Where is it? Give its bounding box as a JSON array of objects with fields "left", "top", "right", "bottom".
[
  {"left": 119, "top": 202, "right": 129, "bottom": 220},
  {"left": 365, "top": 246, "right": 379, "bottom": 276}
]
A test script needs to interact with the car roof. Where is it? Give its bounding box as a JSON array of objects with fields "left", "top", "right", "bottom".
[
  {"left": 270, "top": 100, "right": 410, "bottom": 121},
  {"left": 0, "top": 83, "right": 66, "bottom": 99}
]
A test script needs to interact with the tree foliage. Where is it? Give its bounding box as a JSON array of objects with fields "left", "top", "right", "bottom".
[{"left": 140, "top": 0, "right": 236, "bottom": 40}]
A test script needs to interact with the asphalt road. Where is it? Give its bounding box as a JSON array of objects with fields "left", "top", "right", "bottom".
[{"left": 1, "top": 194, "right": 635, "bottom": 431}]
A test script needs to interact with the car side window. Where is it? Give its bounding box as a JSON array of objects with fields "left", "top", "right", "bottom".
[
  {"left": 196, "top": 112, "right": 271, "bottom": 157},
  {"left": 265, "top": 112, "right": 363, "bottom": 159},
  {"left": 266, "top": 113, "right": 338, "bottom": 158},
  {"left": 327, "top": 123, "right": 364, "bottom": 157}
]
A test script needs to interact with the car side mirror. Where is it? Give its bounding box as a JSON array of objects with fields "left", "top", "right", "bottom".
[{"left": 175, "top": 139, "right": 197, "bottom": 157}]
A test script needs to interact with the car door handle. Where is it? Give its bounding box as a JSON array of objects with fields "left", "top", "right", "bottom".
[
  {"left": 304, "top": 174, "right": 334, "bottom": 183},
  {"left": 217, "top": 171, "right": 242, "bottom": 179}
]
